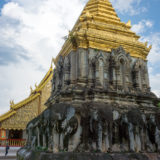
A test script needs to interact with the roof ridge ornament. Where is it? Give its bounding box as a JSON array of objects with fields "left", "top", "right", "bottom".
[
  {"left": 30, "top": 86, "right": 33, "bottom": 94},
  {"left": 10, "top": 100, "right": 15, "bottom": 109},
  {"left": 126, "top": 20, "right": 131, "bottom": 27}
]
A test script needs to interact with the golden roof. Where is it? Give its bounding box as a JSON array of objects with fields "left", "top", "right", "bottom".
[
  {"left": 56, "top": 0, "right": 151, "bottom": 62},
  {"left": 0, "top": 65, "right": 53, "bottom": 123}
]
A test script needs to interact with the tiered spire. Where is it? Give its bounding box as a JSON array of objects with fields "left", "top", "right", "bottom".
[
  {"left": 80, "top": 0, "right": 120, "bottom": 24},
  {"left": 56, "top": 0, "right": 151, "bottom": 61}
]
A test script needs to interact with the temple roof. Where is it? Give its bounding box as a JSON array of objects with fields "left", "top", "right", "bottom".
[
  {"left": 0, "top": 65, "right": 53, "bottom": 124},
  {"left": 55, "top": 0, "right": 151, "bottom": 62}
]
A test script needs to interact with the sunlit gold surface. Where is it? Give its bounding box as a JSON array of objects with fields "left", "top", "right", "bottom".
[
  {"left": 56, "top": 0, "right": 151, "bottom": 62},
  {"left": 0, "top": 66, "right": 53, "bottom": 130}
]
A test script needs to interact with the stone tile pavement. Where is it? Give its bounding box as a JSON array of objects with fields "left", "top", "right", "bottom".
[
  {"left": 0, "top": 156, "right": 16, "bottom": 160},
  {"left": 0, "top": 147, "right": 20, "bottom": 160}
]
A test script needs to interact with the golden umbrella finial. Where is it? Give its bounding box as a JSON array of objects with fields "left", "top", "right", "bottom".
[
  {"left": 10, "top": 100, "right": 14, "bottom": 108},
  {"left": 52, "top": 58, "right": 56, "bottom": 66},
  {"left": 35, "top": 83, "right": 38, "bottom": 89},
  {"left": 126, "top": 20, "right": 131, "bottom": 27},
  {"left": 30, "top": 86, "right": 33, "bottom": 93}
]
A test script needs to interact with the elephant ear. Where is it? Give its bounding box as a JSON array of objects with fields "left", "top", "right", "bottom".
[{"left": 66, "top": 107, "right": 75, "bottom": 121}]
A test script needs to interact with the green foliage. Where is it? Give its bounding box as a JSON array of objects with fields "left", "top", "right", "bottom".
[
  {"left": 36, "top": 146, "right": 48, "bottom": 151},
  {"left": 66, "top": 31, "right": 77, "bottom": 48},
  {"left": 158, "top": 102, "right": 160, "bottom": 108},
  {"left": 94, "top": 48, "right": 99, "bottom": 52}
]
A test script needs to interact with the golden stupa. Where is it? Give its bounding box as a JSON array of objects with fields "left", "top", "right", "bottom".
[
  {"left": 56, "top": 0, "right": 151, "bottom": 62},
  {"left": 0, "top": 0, "right": 151, "bottom": 144}
]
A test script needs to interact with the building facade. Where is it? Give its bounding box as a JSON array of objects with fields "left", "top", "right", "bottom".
[
  {"left": 0, "top": 66, "right": 53, "bottom": 146},
  {"left": 17, "top": 1, "right": 160, "bottom": 159}
]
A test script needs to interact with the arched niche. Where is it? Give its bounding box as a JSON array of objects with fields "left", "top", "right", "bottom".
[
  {"left": 119, "top": 58, "right": 126, "bottom": 89},
  {"left": 89, "top": 53, "right": 108, "bottom": 88},
  {"left": 133, "top": 59, "right": 144, "bottom": 91},
  {"left": 116, "top": 54, "right": 130, "bottom": 90},
  {"left": 56, "top": 56, "right": 64, "bottom": 89},
  {"left": 64, "top": 56, "right": 70, "bottom": 85},
  {"left": 110, "top": 46, "right": 132, "bottom": 91}
]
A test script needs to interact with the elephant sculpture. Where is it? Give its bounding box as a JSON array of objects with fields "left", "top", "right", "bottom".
[{"left": 48, "top": 103, "right": 78, "bottom": 152}]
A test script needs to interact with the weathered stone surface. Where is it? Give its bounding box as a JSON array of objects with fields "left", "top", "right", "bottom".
[
  {"left": 17, "top": 151, "right": 160, "bottom": 160},
  {"left": 17, "top": 47, "right": 160, "bottom": 159},
  {"left": 21, "top": 102, "right": 160, "bottom": 154}
]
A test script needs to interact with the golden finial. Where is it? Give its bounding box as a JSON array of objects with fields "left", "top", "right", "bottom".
[
  {"left": 50, "top": 59, "right": 53, "bottom": 69},
  {"left": 149, "top": 45, "right": 152, "bottom": 50},
  {"left": 86, "top": 11, "right": 91, "bottom": 17},
  {"left": 126, "top": 20, "right": 131, "bottom": 27},
  {"left": 52, "top": 58, "right": 56, "bottom": 66},
  {"left": 30, "top": 86, "right": 33, "bottom": 93},
  {"left": 85, "top": 11, "right": 92, "bottom": 20},
  {"left": 10, "top": 100, "right": 14, "bottom": 107},
  {"left": 35, "top": 83, "right": 38, "bottom": 89},
  {"left": 145, "top": 42, "right": 148, "bottom": 47}
]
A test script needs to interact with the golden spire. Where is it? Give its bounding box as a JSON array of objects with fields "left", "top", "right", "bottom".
[
  {"left": 51, "top": 60, "right": 53, "bottom": 69},
  {"left": 35, "top": 83, "right": 38, "bottom": 89},
  {"left": 30, "top": 86, "right": 33, "bottom": 94},
  {"left": 52, "top": 58, "right": 56, "bottom": 66},
  {"left": 55, "top": 0, "right": 151, "bottom": 61},
  {"left": 126, "top": 20, "right": 131, "bottom": 27},
  {"left": 10, "top": 100, "right": 15, "bottom": 109}
]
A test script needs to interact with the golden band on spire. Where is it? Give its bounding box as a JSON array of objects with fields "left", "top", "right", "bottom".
[{"left": 55, "top": 0, "right": 151, "bottom": 63}]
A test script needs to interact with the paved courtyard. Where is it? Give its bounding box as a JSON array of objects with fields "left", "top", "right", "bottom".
[
  {"left": 0, "top": 156, "right": 16, "bottom": 160},
  {"left": 0, "top": 147, "right": 19, "bottom": 160}
]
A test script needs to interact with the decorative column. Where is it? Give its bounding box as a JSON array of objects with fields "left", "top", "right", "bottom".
[
  {"left": 70, "top": 51, "right": 77, "bottom": 85},
  {"left": 143, "top": 62, "right": 150, "bottom": 92},
  {"left": 77, "top": 49, "right": 88, "bottom": 86},
  {"left": 88, "top": 59, "right": 95, "bottom": 88},
  {"left": 125, "top": 64, "right": 132, "bottom": 92},
  {"left": 98, "top": 59, "right": 104, "bottom": 87},
  {"left": 109, "top": 54, "right": 117, "bottom": 90},
  {"left": 104, "top": 61, "right": 109, "bottom": 89},
  {"left": 95, "top": 61, "right": 101, "bottom": 88},
  {"left": 64, "top": 56, "right": 70, "bottom": 86}
]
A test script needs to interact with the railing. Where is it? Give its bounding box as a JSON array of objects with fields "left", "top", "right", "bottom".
[{"left": 0, "top": 139, "right": 26, "bottom": 147}]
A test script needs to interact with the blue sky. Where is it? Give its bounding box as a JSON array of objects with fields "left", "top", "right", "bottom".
[
  {"left": 0, "top": 0, "right": 160, "bottom": 115},
  {"left": 0, "top": 0, "right": 6, "bottom": 9}
]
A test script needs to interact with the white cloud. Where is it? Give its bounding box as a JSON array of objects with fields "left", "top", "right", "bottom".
[
  {"left": 0, "top": 59, "right": 44, "bottom": 108},
  {"left": 0, "top": 0, "right": 86, "bottom": 115},
  {"left": 0, "top": 0, "right": 159, "bottom": 116},
  {"left": 110, "top": 0, "right": 146, "bottom": 15},
  {"left": 132, "top": 20, "right": 153, "bottom": 34}
]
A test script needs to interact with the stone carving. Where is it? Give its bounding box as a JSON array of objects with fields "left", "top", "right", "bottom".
[
  {"left": 26, "top": 104, "right": 78, "bottom": 152},
  {"left": 18, "top": 47, "right": 160, "bottom": 160},
  {"left": 24, "top": 102, "right": 160, "bottom": 154},
  {"left": 49, "top": 47, "right": 153, "bottom": 99},
  {"left": 64, "top": 56, "right": 71, "bottom": 86}
]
